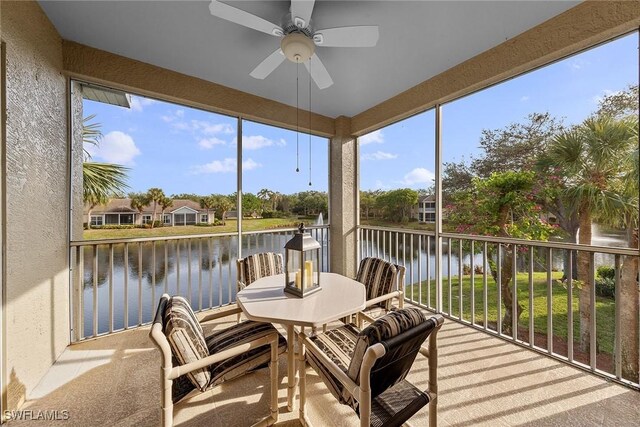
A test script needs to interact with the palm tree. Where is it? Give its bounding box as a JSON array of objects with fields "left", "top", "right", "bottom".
[
  {"left": 146, "top": 187, "right": 165, "bottom": 228},
  {"left": 82, "top": 115, "right": 129, "bottom": 229},
  {"left": 257, "top": 188, "right": 274, "bottom": 213},
  {"left": 199, "top": 195, "right": 217, "bottom": 224},
  {"left": 130, "top": 192, "right": 150, "bottom": 225},
  {"left": 539, "top": 116, "right": 636, "bottom": 352},
  {"left": 214, "top": 195, "right": 234, "bottom": 226},
  {"left": 159, "top": 196, "right": 174, "bottom": 225}
]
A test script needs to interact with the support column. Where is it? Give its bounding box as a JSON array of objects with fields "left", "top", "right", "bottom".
[{"left": 329, "top": 116, "right": 358, "bottom": 278}]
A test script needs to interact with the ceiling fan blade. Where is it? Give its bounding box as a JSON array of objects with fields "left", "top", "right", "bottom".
[
  {"left": 314, "top": 26, "right": 379, "bottom": 47},
  {"left": 250, "top": 49, "right": 286, "bottom": 79},
  {"left": 290, "top": 0, "right": 315, "bottom": 29},
  {"left": 305, "top": 53, "right": 333, "bottom": 89},
  {"left": 209, "top": 1, "right": 283, "bottom": 37}
]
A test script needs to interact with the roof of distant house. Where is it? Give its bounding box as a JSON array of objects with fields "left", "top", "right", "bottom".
[{"left": 418, "top": 194, "right": 436, "bottom": 203}]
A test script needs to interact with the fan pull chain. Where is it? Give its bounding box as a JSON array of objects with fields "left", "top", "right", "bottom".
[
  {"left": 296, "top": 62, "right": 300, "bottom": 173},
  {"left": 308, "top": 61, "right": 312, "bottom": 187}
]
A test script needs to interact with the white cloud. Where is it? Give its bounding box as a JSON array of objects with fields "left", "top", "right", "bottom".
[
  {"left": 400, "top": 168, "right": 435, "bottom": 186},
  {"left": 86, "top": 131, "right": 141, "bottom": 165},
  {"left": 362, "top": 151, "right": 398, "bottom": 161},
  {"left": 520, "top": 96, "right": 530, "bottom": 102},
  {"left": 191, "top": 157, "right": 261, "bottom": 174},
  {"left": 198, "top": 137, "right": 226, "bottom": 149},
  {"left": 236, "top": 135, "right": 286, "bottom": 150},
  {"left": 359, "top": 130, "right": 384, "bottom": 145},
  {"left": 162, "top": 110, "right": 234, "bottom": 136},
  {"left": 129, "top": 96, "right": 157, "bottom": 112}
]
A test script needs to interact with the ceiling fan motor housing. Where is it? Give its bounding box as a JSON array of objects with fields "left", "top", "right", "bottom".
[{"left": 281, "top": 33, "right": 315, "bottom": 63}]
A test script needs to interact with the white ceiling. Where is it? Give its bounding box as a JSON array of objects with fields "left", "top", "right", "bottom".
[{"left": 40, "top": 1, "right": 580, "bottom": 118}]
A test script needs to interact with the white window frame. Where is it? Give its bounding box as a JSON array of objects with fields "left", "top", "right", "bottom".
[
  {"left": 142, "top": 214, "right": 152, "bottom": 224},
  {"left": 200, "top": 214, "right": 208, "bottom": 223},
  {"left": 163, "top": 214, "right": 171, "bottom": 224},
  {"left": 90, "top": 215, "right": 103, "bottom": 226}
]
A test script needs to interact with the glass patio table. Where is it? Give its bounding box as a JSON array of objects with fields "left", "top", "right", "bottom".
[{"left": 236, "top": 272, "right": 366, "bottom": 413}]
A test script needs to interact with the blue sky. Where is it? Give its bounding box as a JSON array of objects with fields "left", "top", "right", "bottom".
[{"left": 84, "top": 32, "right": 638, "bottom": 196}]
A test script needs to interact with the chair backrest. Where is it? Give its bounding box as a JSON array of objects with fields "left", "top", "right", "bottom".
[
  {"left": 150, "top": 294, "right": 211, "bottom": 393},
  {"left": 347, "top": 308, "right": 441, "bottom": 399},
  {"left": 237, "top": 252, "right": 284, "bottom": 288},
  {"left": 356, "top": 257, "right": 400, "bottom": 309}
]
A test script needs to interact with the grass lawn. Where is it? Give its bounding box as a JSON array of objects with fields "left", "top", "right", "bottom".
[
  {"left": 407, "top": 271, "right": 616, "bottom": 355},
  {"left": 83, "top": 218, "right": 309, "bottom": 240}
]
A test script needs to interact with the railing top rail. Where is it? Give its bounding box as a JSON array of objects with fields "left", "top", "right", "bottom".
[
  {"left": 358, "top": 224, "right": 436, "bottom": 237},
  {"left": 358, "top": 225, "right": 639, "bottom": 256},
  {"left": 70, "top": 224, "right": 330, "bottom": 247}
]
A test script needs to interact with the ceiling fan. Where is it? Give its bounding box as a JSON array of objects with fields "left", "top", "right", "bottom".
[{"left": 209, "top": 0, "right": 379, "bottom": 89}]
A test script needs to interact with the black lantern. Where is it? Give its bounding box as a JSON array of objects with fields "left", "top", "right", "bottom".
[{"left": 284, "top": 223, "right": 321, "bottom": 297}]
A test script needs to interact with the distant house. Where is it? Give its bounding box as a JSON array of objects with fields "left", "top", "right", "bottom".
[
  {"left": 414, "top": 195, "right": 436, "bottom": 223},
  {"left": 85, "top": 198, "right": 215, "bottom": 227}
]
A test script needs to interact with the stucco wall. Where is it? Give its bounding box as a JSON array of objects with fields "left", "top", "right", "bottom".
[{"left": 2, "top": 1, "right": 69, "bottom": 410}]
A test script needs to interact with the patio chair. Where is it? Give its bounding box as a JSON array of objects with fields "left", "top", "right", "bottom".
[
  {"left": 236, "top": 252, "right": 284, "bottom": 322},
  {"left": 150, "top": 294, "right": 287, "bottom": 427},
  {"left": 355, "top": 257, "right": 406, "bottom": 328},
  {"left": 298, "top": 308, "right": 444, "bottom": 427}
]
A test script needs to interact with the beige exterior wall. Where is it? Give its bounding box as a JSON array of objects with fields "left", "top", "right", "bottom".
[{"left": 2, "top": 1, "right": 69, "bottom": 410}]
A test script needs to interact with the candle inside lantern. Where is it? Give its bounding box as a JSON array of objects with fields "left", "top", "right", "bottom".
[
  {"left": 295, "top": 269, "right": 301, "bottom": 289},
  {"left": 304, "top": 260, "right": 313, "bottom": 288}
]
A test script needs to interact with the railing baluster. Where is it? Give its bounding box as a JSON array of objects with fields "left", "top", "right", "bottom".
[
  {"left": 470, "top": 240, "right": 474, "bottom": 325},
  {"left": 483, "top": 242, "right": 488, "bottom": 330},
  {"left": 395, "top": 232, "right": 399, "bottom": 266},
  {"left": 176, "top": 241, "right": 181, "bottom": 295},
  {"left": 567, "top": 249, "right": 573, "bottom": 361},
  {"left": 209, "top": 238, "right": 213, "bottom": 309},
  {"left": 228, "top": 241, "right": 232, "bottom": 303},
  {"left": 377, "top": 230, "right": 380, "bottom": 258},
  {"left": 74, "top": 246, "right": 83, "bottom": 342},
  {"left": 409, "top": 234, "right": 414, "bottom": 303},
  {"left": 614, "top": 254, "right": 621, "bottom": 379},
  {"left": 417, "top": 235, "right": 422, "bottom": 306},
  {"left": 512, "top": 244, "right": 518, "bottom": 341},
  {"left": 218, "top": 241, "right": 223, "bottom": 307},
  {"left": 187, "top": 239, "right": 193, "bottom": 303},
  {"left": 164, "top": 241, "right": 168, "bottom": 295},
  {"left": 93, "top": 245, "right": 98, "bottom": 338},
  {"left": 124, "top": 243, "right": 129, "bottom": 330},
  {"left": 529, "top": 246, "right": 534, "bottom": 348},
  {"left": 151, "top": 241, "right": 156, "bottom": 317},
  {"left": 109, "top": 243, "right": 114, "bottom": 334},
  {"left": 589, "top": 252, "right": 596, "bottom": 370},
  {"left": 382, "top": 231, "right": 386, "bottom": 262},
  {"left": 547, "top": 248, "right": 553, "bottom": 354},
  {"left": 198, "top": 239, "right": 203, "bottom": 311},
  {"left": 497, "top": 243, "right": 502, "bottom": 335},
  {"left": 402, "top": 233, "right": 406, "bottom": 296},
  {"left": 447, "top": 237, "right": 452, "bottom": 316},
  {"left": 458, "top": 239, "right": 463, "bottom": 321},
  {"left": 427, "top": 235, "right": 431, "bottom": 310},
  {"left": 138, "top": 242, "right": 143, "bottom": 327}
]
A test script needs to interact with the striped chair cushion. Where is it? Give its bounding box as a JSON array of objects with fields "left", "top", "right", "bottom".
[
  {"left": 307, "top": 324, "right": 360, "bottom": 410},
  {"left": 172, "top": 320, "right": 287, "bottom": 403},
  {"left": 206, "top": 320, "right": 287, "bottom": 387},
  {"left": 239, "top": 252, "right": 284, "bottom": 287},
  {"left": 163, "top": 296, "right": 211, "bottom": 392},
  {"left": 347, "top": 308, "right": 426, "bottom": 383},
  {"left": 356, "top": 257, "right": 398, "bottom": 310}
]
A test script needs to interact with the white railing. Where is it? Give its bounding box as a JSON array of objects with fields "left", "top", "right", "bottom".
[
  {"left": 358, "top": 225, "right": 640, "bottom": 389},
  {"left": 70, "top": 225, "right": 330, "bottom": 342}
]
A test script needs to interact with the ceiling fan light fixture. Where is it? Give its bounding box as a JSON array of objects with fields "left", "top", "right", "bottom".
[{"left": 281, "top": 33, "right": 315, "bottom": 63}]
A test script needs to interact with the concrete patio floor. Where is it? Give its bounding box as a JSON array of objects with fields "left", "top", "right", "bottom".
[{"left": 8, "top": 307, "right": 639, "bottom": 427}]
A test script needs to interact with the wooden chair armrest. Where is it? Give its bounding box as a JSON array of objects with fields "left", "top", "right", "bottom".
[
  {"left": 168, "top": 331, "right": 278, "bottom": 380},
  {"left": 364, "top": 290, "right": 403, "bottom": 309},
  {"left": 199, "top": 305, "right": 243, "bottom": 324},
  {"left": 299, "top": 331, "right": 360, "bottom": 397}
]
